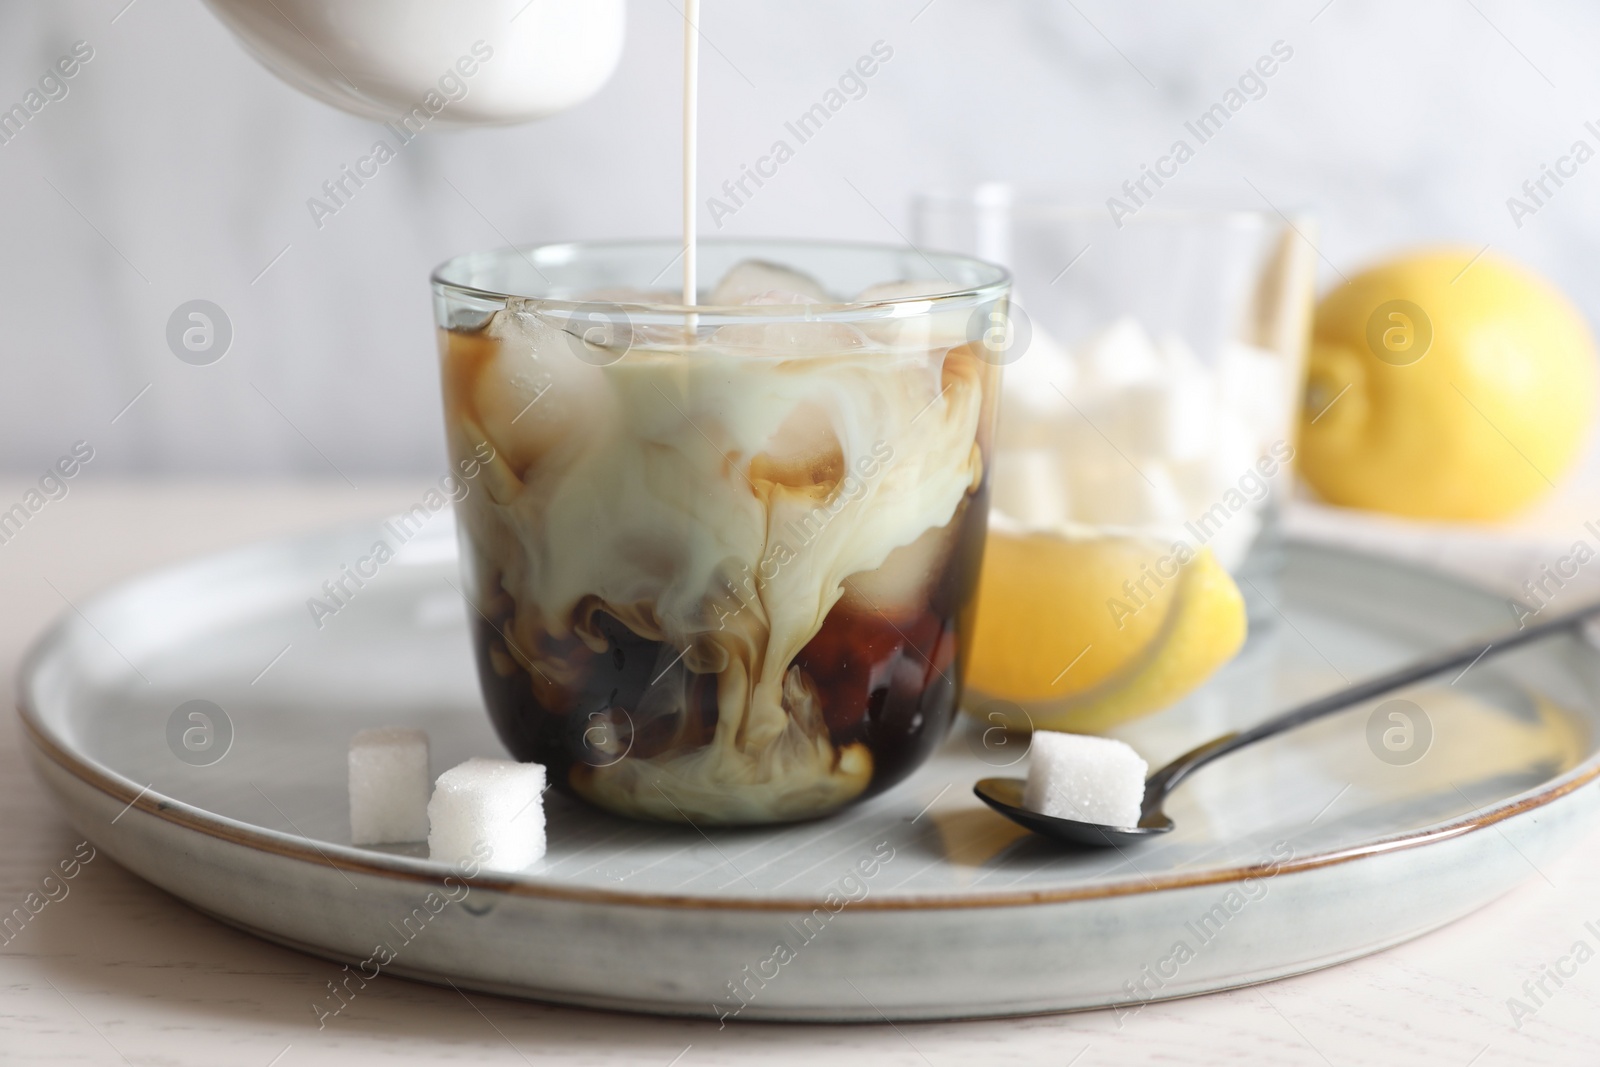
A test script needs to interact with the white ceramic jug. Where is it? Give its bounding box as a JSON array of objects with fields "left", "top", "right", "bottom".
[{"left": 202, "top": 0, "right": 625, "bottom": 126}]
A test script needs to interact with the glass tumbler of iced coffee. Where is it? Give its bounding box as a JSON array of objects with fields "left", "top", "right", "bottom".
[{"left": 432, "top": 240, "right": 1010, "bottom": 825}]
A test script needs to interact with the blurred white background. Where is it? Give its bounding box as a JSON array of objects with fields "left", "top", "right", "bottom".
[{"left": 3, "top": 0, "right": 1599, "bottom": 478}]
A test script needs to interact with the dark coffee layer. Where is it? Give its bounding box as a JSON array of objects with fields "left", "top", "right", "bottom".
[{"left": 469, "top": 482, "right": 989, "bottom": 821}]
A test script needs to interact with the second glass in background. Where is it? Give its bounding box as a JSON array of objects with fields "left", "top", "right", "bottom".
[{"left": 916, "top": 189, "right": 1315, "bottom": 735}]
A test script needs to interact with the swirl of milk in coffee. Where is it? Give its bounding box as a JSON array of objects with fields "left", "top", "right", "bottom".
[{"left": 444, "top": 265, "right": 992, "bottom": 822}]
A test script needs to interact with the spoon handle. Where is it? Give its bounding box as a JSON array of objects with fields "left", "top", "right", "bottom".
[{"left": 1143, "top": 595, "right": 1600, "bottom": 807}]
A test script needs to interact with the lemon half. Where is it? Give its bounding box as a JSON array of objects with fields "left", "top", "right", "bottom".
[{"left": 964, "top": 531, "right": 1246, "bottom": 733}]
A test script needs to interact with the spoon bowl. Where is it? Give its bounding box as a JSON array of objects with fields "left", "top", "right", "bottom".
[{"left": 974, "top": 778, "right": 1173, "bottom": 845}]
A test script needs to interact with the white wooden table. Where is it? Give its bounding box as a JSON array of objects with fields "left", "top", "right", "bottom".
[{"left": 3, "top": 480, "right": 1598, "bottom": 1066}]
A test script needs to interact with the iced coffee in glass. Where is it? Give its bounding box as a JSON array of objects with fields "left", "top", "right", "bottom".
[{"left": 432, "top": 240, "right": 1009, "bottom": 825}]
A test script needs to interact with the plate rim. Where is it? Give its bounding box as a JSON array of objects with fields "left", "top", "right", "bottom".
[{"left": 17, "top": 534, "right": 1600, "bottom": 913}]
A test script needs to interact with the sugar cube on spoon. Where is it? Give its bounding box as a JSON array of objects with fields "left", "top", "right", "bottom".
[{"left": 1024, "top": 731, "right": 1149, "bottom": 829}]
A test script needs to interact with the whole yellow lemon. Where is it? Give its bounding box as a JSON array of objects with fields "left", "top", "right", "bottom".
[{"left": 1299, "top": 249, "right": 1596, "bottom": 520}]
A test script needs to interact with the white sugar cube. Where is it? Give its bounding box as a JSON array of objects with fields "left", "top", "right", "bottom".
[
  {"left": 1099, "top": 379, "right": 1215, "bottom": 464},
  {"left": 990, "top": 447, "right": 1072, "bottom": 529},
  {"left": 1156, "top": 333, "right": 1206, "bottom": 378},
  {"left": 999, "top": 324, "right": 1077, "bottom": 423},
  {"left": 1203, "top": 412, "right": 1264, "bottom": 495},
  {"left": 1202, "top": 508, "right": 1261, "bottom": 574},
  {"left": 1024, "top": 731, "right": 1148, "bottom": 828},
  {"left": 427, "top": 758, "right": 547, "bottom": 872},
  {"left": 1075, "top": 316, "right": 1163, "bottom": 392},
  {"left": 1217, "top": 341, "right": 1289, "bottom": 438},
  {"left": 348, "top": 727, "right": 431, "bottom": 845},
  {"left": 1068, "top": 456, "right": 1186, "bottom": 528}
]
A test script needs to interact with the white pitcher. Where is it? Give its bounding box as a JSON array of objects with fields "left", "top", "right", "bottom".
[{"left": 202, "top": 0, "right": 626, "bottom": 126}]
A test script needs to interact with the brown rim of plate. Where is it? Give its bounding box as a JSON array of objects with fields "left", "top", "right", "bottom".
[{"left": 19, "top": 697, "right": 1600, "bottom": 913}]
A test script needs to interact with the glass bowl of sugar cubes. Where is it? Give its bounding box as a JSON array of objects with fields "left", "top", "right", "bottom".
[{"left": 916, "top": 190, "right": 1316, "bottom": 733}]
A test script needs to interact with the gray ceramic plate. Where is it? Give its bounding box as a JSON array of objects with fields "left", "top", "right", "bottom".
[{"left": 17, "top": 516, "right": 1600, "bottom": 1021}]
